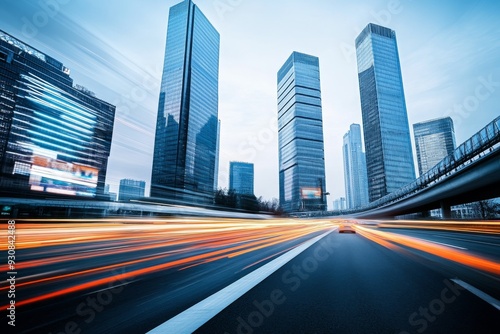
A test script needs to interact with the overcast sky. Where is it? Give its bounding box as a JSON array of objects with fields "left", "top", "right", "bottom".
[{"left": 2, "top": 0, "right": 499, "bottom": 207}]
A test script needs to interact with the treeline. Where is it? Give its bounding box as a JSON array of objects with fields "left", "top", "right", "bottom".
[{"left": 214, "top": 188, "right": 283, "bottom": 215}]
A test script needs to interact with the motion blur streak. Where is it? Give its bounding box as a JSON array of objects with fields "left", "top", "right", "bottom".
[
  {"left": 376, "top": 220, "right": 500, "bottom": 234},
  {"left": 0, "top": 218, "right": 335, "bottom": 311},
  {"left": 355, "top": 225, "right": 500, "bottom": 275}
]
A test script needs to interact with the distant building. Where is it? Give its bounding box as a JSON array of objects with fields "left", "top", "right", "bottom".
[
  {"left": 108, "top": 192, "right": 117, "bottom": 202},
  {"left": 277, "top": 52, "right": 327, "bottom": 212},
  {"left": 343, "top": 124, "right": 369, "bottom": 209},
  {"left": 118, "top": 179, "right": 146, "bottom": 202},
  {"left": 104, "top": 184, "right": 117, "bottom": 202},
  {"left": 356, "top": 23, "right": 415, "bottom": 202},
  {"left": 413, "top": 117, "right": 456, "bottom": 175},
  {"left": 0, "top": 30, "right": 115, "bottom": 198},
  {"left": 151, "top": 0, "right": 219, "bottom": 205},
  {"left": 229, "top": 162, "right": 254, "bottom": 195},
  {"left": 333, "top": 197, "right": 347, "bottom": 211}
]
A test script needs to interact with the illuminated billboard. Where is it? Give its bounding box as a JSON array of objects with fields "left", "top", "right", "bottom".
[
  {"left": 28, "top": 156, "right": 98, "bottom": 197},
  {"left": 301, "top": 187, "right": 322, "bottom": 199}
]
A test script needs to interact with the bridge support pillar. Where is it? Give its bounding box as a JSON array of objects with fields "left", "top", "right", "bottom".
[{"left": 440, "top": 201, "right": 451, "bottom": 219}]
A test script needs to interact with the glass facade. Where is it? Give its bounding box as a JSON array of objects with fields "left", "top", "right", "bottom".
[
  {"left": 355, "top": 23, "right": 415, "bottom": 202},
  {"left": 118, "top": 179, "right": 146, "bottom": 202},
  {"left": 343, "top": 124, "right": 369, "bottom": 209},
  {"left": 229, "top": 161, "right": 254, "bottom": 195},
  {"left": 0, "top": 30, "right": 115, "bottom": 198},
  {"left": 151, "top": 0, "right": 220, "bottom": 205},
  {"left": 277, "top": 52, "right": 327, "bottom": 212},
  {"left": 413, "top": 117, "right": 456, "bottom": 175}
]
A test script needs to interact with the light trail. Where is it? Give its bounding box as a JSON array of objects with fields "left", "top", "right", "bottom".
[
  {"left": 354, "top": 224, "right": 500, "bottom": 275},
  {"left": 0, "top": 217, "right": 337, "bottom": 311}
]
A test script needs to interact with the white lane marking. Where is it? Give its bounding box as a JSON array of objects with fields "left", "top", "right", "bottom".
[
  {"left": 451, "top": 278, "right": 500, "bottom": 311},
  {"left": 425, "top": 240, "right": 467, "bottom": 250},
  {"left": 147, "top": 228, "right": 337, "bottom": 334}
]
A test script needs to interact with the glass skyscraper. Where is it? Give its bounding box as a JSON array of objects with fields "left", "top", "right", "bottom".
[
  {"left": 355, "top": 23, "right": 415, "bottom": 202},
  {"left": 151, "top": 0, "right": 220, "bottom": 205},
  {"left": 229, "top": 162, "right": 254, "bottom": 195},
  {"left": 0, "top": 30, "right": 115, "bottom": 198},
  {"left": 118, "top": 179, "right": 146, "bottom": 202},
  {"left": 343, "top": 124, "right": 369, "bottom": 209},
  {"left": 413, "top": 117, "right": 456, "bottom": 175},
  {"left": 277, "top": 52, "right": 327, "bottom": 212}
]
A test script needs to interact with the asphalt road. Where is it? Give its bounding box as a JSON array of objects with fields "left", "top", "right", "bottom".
[
  {"left": 2, "top": 220, "right": 499, "bottom": 334},
  {"left": 197, "top": 226, "right": 500, "bottom": 334}
]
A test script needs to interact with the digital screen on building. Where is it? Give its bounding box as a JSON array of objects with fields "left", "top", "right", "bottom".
[
  {"left": 301, "top": 187, "right": 321, "bottom": 199},
  {"left": 28, "top": 155, "right": 98, "bottom": 197}
]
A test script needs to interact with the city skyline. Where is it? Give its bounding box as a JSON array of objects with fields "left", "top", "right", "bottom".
[{"left": 2, "top": 0, "right": 499, "bottom": 208}]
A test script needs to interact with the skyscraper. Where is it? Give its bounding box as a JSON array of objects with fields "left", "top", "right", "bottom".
[
  {"left": 118, "top": 179, "right": 146, "bottom": 202},
  {"left": 151, "top": 0, "right": 220, "bottom": 205},
  {"left": 0, "top": 30, "right": 115, "bottom": 198},
  {"left": 355, "top": 23, "right": 415, "bottom": 202},
  {"left": 214, "top": 119, "right": 221, "bottom": 191},
  {"left": 413, "top": 117, "right": 456, "bottom": 175},
  {"left": 277, "top": 52, "right": 327, "bottom": 212},
  {"left": 343, "top": 124, "right": 369, "bottom": 209},
  {"left": 229, "top": 162, "right": 254, "bottom": 195}
]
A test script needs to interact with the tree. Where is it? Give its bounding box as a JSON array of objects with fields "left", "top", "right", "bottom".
[{"left": 470, "top": 199, "right": 500, "bottom": 219}]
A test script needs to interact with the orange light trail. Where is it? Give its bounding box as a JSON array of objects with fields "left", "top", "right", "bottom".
[
  {"left": 0, "top": 217, "right": 337, "bottom": 311},
  {"left": 354, "top": 224, "right": 500, "bottom": 275}
]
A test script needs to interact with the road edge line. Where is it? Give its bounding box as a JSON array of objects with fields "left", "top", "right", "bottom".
[
  {"left": 147, "top": 228, "right": 337, "bottom": 334},
  {"left": 451, "top": 278, "right": 500, "bottom": 311}
]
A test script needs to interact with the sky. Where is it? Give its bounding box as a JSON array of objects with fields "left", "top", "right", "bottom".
[{"left": 1, "top": 0, "right": 499, "bottom": 208}]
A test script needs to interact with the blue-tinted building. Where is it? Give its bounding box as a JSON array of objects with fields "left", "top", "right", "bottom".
[
  {"left": 118, "top": 179, "right": 146, "bottom": 202},
  {"left": 229, "top": 161, "right": 254, "bottom": 195},
  {"left": 414, "top": 117, "right": 456, "bottom": 175},
  {"left": 151, "top": 0, "right": 220, "bottom": 205},
  {"left": 355, "top": 23, "right": 415, "bottom": 202},
  {"left": 0, "top": 30, "right": 115, "bottom": 198},
  {"left": 343, "top": 124, "right": 369, "bottom": 209},
  {"left": 277, "top": 52, "right": 327, "bottom": 212},
  {"left": 214, "top": 119, "right": 221, "bottom": 191}
]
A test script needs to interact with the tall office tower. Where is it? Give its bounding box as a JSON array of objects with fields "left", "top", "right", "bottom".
[
  {"left": 343, "top": 124, "right": 369, "bottom": 209},
  {"left": 277, "top": 52, "right": 327, "bottom": 212},
  {"left": 0, "top": 30, "right": 115, "bottom": 198},
  {"left": 229, "top": 161, "right": 254, "bottom": 195},
  {"left": 214, "top": 119, "right": 221, "bottom": 191},
  {"left": 355, "top": 23, "right": 415, "bottom": 202},
  {"left": 413, "top": 117, "right": 456, "bottom": 175},
  {"left": 118, "top": 179, "right": 146, "bottom": 201},
  {"left": 151, "top": 0, "right": 220, "bottom": 205}
]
